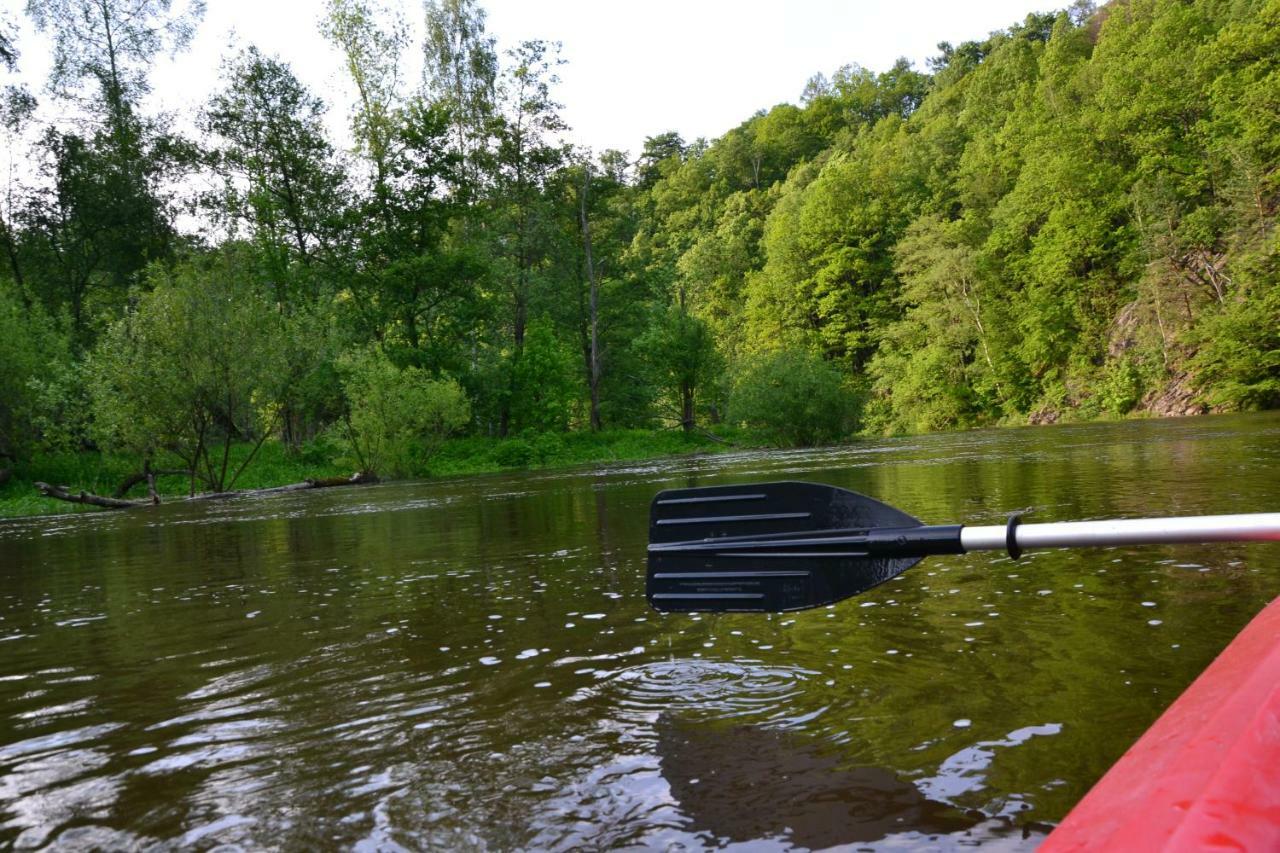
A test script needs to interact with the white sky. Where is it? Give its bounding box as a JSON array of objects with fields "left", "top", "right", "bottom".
[{"left": 3, "top": 0, "right": 1049, "bottom": 157}]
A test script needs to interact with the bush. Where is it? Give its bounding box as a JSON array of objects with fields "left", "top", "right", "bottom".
[
  {"left": 1098, "top": 355, "right": 1144, "bottom": 416},
  {"left": 729, "top": 349, "right": 859, "bottom": 447},
  {"left": 491, "top": 438, "right": 534, "bottom": 468},
  {"left": 337, "top": 347, "right": 470, "bottom": 477}
]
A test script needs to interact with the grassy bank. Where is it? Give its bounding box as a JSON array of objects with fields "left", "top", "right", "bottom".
[{"left": 0, "top": 428, "right": 757, "bottom": 520}]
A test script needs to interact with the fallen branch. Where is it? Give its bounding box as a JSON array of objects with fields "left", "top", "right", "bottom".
[
  {"left": 35, "top": 471, "right": 379, "bottom": 512},
  {"left": 35, "top": 482, "right": 153, "bottom": 509}
]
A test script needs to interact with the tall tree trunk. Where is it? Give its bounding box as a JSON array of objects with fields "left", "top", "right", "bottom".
[
  {"left": 681, "top": 381, "right": 694, "bottom": 432},
  {"left": 580, "top": 165, "right": 601, "bottom": 431}
]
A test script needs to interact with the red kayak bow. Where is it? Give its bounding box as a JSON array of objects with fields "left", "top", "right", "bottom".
[{"left": 1043, "top": 595, "right": 1280, "bottom": 851}]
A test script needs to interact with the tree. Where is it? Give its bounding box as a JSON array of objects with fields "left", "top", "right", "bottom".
[
  {"left": 27, "top": 0, "right": 204, "bottom": 139},
  {"left": 509, "top": 318, "right": 578, "bottom": 433},
  {"left": 204, "top": 47, "right": 346, "bottom": 281},
  {"left": 637, "top": 131, "right": 684, "bottom": 188},
  {"left": 730, "top": 349, "right": 857, "bottom": 447},
  {"left": 638, "top": 306, "right": 720, "bottom": 431},
  {"left": 321, "top": 0, "right": 406, "bottom": 209},
  {"left": 422, "top": 0, "right": 497, "bottom": 193},
  {"left": 867, "top": 216, "right": 1005, "bottom": 433},
  {"left": 23, "top": 0, "right": 203, "bottom": 345},
  {"left": 0, "top": 282, "right": 67, "bottom": 465},
  {"left": 88, "top": 252, "right": 285, "bottom": 493},
  {"left": 489, "top": 39, "right": 570, "bottom": 432},
  {"left": 23, "top": 126, "right": 175, "bottom": 345}
]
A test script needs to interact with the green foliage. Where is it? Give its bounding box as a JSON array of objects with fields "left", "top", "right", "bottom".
[
  {"left": 1098, "top": 356, "right": 1145, "bottom": 416},
  {"left": 4, "top": 0, "right": 1280, "bottom": 517},
  {"left": 637, "top": 305, "right": 721, "bottom": 429},
  {"left": 490, "top": 438, "right": 534, "bottom": 468},
  {"left": 729, "top": 349, "right": 859, "bottom": 447},
  {"left": 509, "top": 320, "right": 579, "bottom": 432},
  {"left": 87, "top": 253, "right": 285, "bottom": 490},
  {"left": 335, "top": 346, "right": 470, "bottom": 477},
  {"left": 1189, "top": 277, "right": 1280, "bottom": 410},
  {"left": 0, "top": 283, "right": 67, "bottom": 462}
]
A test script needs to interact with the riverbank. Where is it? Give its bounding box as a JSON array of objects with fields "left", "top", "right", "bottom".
[{"left": 0, "top": 428, "right": 757, "bottom": 519}]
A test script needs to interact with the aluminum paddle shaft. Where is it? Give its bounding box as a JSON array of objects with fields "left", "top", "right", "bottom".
[{"left": 961, "top": 513, "right": 1280, "bottom": 553}]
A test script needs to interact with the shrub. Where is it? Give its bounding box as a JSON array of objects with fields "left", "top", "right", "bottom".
[
  {"left": 729, "top": 349, "right": 859, "bottom": 447},
  {"left": 337, "top": 347, "right": 470, "bottom": 477},
  {"left": 491, "top": 438, "right": 534, "bottom": 468}
]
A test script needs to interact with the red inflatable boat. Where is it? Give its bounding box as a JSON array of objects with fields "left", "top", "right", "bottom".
[{"left": 1042, "top": 595, "right": 1280, "bottom": 851}]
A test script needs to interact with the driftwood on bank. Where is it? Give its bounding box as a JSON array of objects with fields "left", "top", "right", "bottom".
[{"left": 35, "top": 471, "right": 379, "bottom": 511}]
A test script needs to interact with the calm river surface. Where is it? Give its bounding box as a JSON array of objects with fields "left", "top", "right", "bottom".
[{"left": 2, "top": 413, "right": 1279, "bottom": 850}]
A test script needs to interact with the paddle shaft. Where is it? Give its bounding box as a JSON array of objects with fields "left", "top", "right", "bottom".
[
  {"left": 648, "top": 513, "right": 1280, "bottom": 560},
  {"left": 961, "top": 513, "right": 1280, "bottom": 553}
]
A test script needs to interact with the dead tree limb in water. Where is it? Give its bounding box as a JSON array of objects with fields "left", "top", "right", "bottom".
[
  {"left": 35, "top": 472, "right": 379, "bottom": 511},
  {"left": 35, "top": 483, "right": 153, "bottom": 509}
]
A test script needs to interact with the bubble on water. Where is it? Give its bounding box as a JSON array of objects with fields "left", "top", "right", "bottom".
[
  {"left": 479, "top": 656, "right": 501, "bottom": 666},
  {"left": 516, "top": 649, "right": 540, "bottom": 660},
  {"left": 564, "top": 623, "right": 575, "bottom": 629},
  {"left": 534, "top": 681, "right": 551, "bottom": 688},
  {"left": 954, "top": 719, "right": 972, "bottom": 728},
  {"left": 886, "top": 650, "right": 899, "bottom": 655},
  {"left": 965, "top": 622, "right": 984, "bottom": 628},
  {"left": 1148, "top": 620, "right": 1163, "bottom": 626},
  {"left": 1037, "top": 590, "right": 1052, "bottom": 596},
  {"left": 488, "top": 614, "right": 502, "bottom": 620},
  {"left": 582, "top": 614, "right": 605, "bottom": 620},
  {"left": 1141, "top": 601, "right": 1156, "bottom": 607}
]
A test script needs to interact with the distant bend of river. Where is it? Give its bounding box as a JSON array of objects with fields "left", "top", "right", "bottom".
[{"left": 2, "top": 412, "right": 1278, "bottom": 850}]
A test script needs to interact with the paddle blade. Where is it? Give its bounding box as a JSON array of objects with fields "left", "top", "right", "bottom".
[{"left": 647, "top": 481, "right": 922, "bottom": 613}]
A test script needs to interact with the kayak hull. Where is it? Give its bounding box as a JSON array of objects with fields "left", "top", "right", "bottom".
[{"left": 1042, "top": 595, "right": 1280, "bottom": 851}]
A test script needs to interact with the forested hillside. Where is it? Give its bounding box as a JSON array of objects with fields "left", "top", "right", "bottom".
[{"left": 0, "top": 0, "right": 1276, "bottom": 498}]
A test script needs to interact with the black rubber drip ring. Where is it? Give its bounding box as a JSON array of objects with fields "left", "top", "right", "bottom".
[{"left": 1006, "top": 513, "right": 1024, "bottom": 560}]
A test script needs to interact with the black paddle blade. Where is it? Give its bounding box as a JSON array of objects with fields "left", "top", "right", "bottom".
[{"left": 647, "top": 481, "right": 923, "bottom": 613}]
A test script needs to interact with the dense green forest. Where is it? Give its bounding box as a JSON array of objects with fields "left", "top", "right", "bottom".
[{"left": 0, "top": 0, "right": 1276, "bottom": 505}]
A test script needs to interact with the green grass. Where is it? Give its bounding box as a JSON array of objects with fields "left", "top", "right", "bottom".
[{"left": 0, "top": 427, "right": 759, "bottom": 519}]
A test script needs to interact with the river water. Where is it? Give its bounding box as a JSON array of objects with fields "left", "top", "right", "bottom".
[{"left": 2, "top": 413, "right": 1279, "bottom": 850}]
